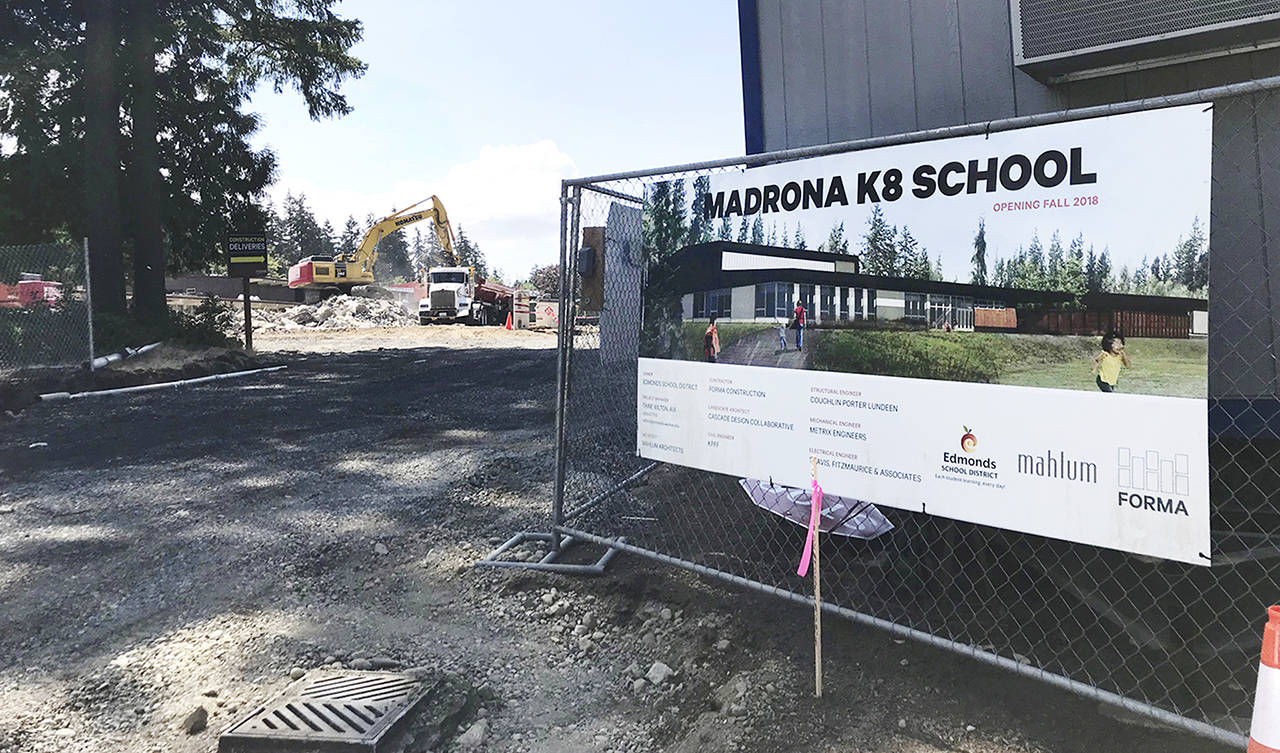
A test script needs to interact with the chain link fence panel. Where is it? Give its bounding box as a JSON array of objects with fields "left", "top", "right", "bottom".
[
  {"left": 0, "top": 242, "right": 92, "bottom": 378},
  {"left": 547, "top": 81, "right": 1280, "bottom": 747}
]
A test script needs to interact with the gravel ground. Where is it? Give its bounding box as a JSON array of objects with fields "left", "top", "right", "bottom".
[{"left": 0, "top": 327, "right": 1232, "bottom": 752}]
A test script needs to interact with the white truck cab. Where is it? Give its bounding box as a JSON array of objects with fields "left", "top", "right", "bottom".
[{"left": 420, "top": 267, "right": 474, "bottom": 324}]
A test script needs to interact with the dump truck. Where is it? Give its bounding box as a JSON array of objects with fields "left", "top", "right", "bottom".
[{"left": 419, "top": 268, "right": 521, "bottom": 326}]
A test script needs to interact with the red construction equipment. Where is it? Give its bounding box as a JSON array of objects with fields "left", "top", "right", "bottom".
[
  {"left": 1249, "top": 605, "right": 1280, "bottom": 752},
  {"left": 0, "top": 276, "right": 63, "bottom": 308}
]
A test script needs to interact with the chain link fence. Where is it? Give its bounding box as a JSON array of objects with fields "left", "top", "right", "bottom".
[
  {"left": 544, "top": 79, "right": 1280, "bottom": 747},
  {"left": 0, "top": 242, "right": 93, "bottom": 378}
]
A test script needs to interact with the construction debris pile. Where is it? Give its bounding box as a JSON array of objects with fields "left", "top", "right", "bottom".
[{"left": 253, "top": 295, "right": 414, "bottom": 332}]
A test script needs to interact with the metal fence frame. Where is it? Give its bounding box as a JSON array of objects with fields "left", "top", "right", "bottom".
[
  {"left": 0, "top": 239, "right": 94, "bottom": 377},
  {"left": 544, "top": 75, "right": 1280, "bottom": 748}
]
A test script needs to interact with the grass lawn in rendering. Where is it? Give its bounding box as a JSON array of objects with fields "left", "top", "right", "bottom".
[{"left": 811, "top": 329, "right": 1206, "bottom": 398}]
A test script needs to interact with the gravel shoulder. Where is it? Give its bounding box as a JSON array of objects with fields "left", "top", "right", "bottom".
[{"left": 0, "top": 330, "right": 1231, "bottom": 753}]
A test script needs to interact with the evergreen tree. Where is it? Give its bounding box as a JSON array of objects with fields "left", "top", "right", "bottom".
[
  {"left": 1061, "top": 234, "right": 1086, "bottom": 298},
  {"left": 779, "top": 223, "right": 790, "bottom": 248},
  {"left": 824, "top": 222, "right": 850, "bottom": 255},
  {"left": 686, "top": 176, "right": 713, "bottom": 245},
  {"left": 641, "top": 180, "right": 688, "bottom": 264},
  {"left": 320, "top": 220, "right": 337, "bottom": 257},
  {"left": 735, "top": 218, "right": 749, "bottom": 243},
  {"left": 1132, "top": 255, "right": 1148, "bottom": 291},
  {"left": 970, "top": 218, "right": 988, "bottom": 286},
  {"left": 1085, "top": 246, "right": 1098, "bottom": 292},
  {"left": 2, "top": 0, "right": 365, "bottom": 321},
  {"left": 282, "top": 193, "right": 326, "bottom": 262},
  {"left": 1118, "top": 267, "right": 1132, "bottom": 293},
  {"left": 374, "top": 217, "right": 413, "bottom": 282},
  {"left": 792, "top": 223, "right": 806, "bottom": 250},
  {"left": 1025, "top": 232, "right": 1046, "bottom": 289},
  {"left": 750, "top": 216, "right": 765, "bottom": 245},
  {"left": 861, "top": 205, "right": 897, "bottom": 276},
  {"left": 766, "top": 223, "right": 778, "bottom": 246},
  {"left": 410, "top": 229, "right": 427, "bottom": 276},
  {"left": 339, "top": 215, "right": 362, "bottom": 258},
  {"left": 1098, "top": 248, "right": 1114, "bottom": 291},
  {"left": 454, "top": 225, "right": 488, "bottom": 279},
  {"left": 1047, "top": 231, "right": 1065, "bottom": 290},
  {"left": 1175, "top": 217, "right": 1207, "bottom": 290},
  {"left": 898, "top": 227, "right": 921, "bottom": 278},
  {"left": 717, "top": 217, "right": 734, "bottom": 241}
]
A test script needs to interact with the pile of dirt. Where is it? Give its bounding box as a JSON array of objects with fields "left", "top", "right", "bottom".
[
  {"left": 0, "top": 343, "right": 277, "bottom": 414},
  {"left": 254, "top": 295, "right": 413, "bottom": 333}
]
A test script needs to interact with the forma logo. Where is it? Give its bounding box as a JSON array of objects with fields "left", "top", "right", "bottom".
[
  {"left": 1116, "top": 448, "right": 1191, "bottom": 517},
  {"left": 960, "top": 426, "right": 978, "bottom": 453}
]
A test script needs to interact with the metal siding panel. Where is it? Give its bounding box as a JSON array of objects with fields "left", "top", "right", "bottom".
[
  {"left": 1122, "top": 64, "right": 1189, "bottom": 100},
  {"left": 1013, "top": 67, "right": 1064, "bottom": 114},
  {"left": 1064, "top": 75, "right": 1127, "bottom": 108},
  {"left": 1256, "top": 90, "right": 1280, "bottom": 396},
  {"left": 1209, "top": 97, "right": 1274, "bottom": 397},
  {"left": 1183, "top": 53, "right": 1256, "bottom": 90},
  {"left": 781, "top": 1, "right": 828, "bottom": 147},
  {"left": 757, "top": 0, "right": 788, "bottom": 152},
  {"left": 910, "top": 0, "right": 966, "bottom": 129},
  {"left": 1253, "top": 48, "right": 1280, "bottom": 79},
  {"left": 865, "top": 0, "right": 917, "bottom": 135},
  {"left": 739, "top": 0, "right": 766, "bottom": 155},
  {"left": 822, "top": 0, "right": 872, "bottom": 141},
  {"left": 959, "top": 0, "right": 1018, "bottom": 122}
]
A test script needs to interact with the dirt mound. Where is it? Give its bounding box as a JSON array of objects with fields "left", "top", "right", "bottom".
[
  {"left": 0, "top": 343, "right": 277, "bottom": 414},
  {"left": 254, "top": 295, "right": 413, "bottom": 333}
]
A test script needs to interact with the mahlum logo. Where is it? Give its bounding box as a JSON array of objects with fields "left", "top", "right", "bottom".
[{"left": 1016, "top": 450, "right": 1097, "bottom": 483}]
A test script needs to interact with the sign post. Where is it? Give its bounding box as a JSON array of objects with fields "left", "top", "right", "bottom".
[{"left": 226, "top": 231, "right": 268, "bottom": 351}]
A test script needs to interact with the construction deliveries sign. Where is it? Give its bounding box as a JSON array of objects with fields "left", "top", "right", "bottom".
[
  {"left": 226, "top": 231, "right": 268, "bottom": 277},
  {"left": 637, "top": 104, "right": 1212, "bottom": 565}
]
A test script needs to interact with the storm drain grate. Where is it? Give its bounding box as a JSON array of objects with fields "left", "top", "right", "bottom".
[{"left": 218, "top": 671, "right": 430, "bottom": 753}]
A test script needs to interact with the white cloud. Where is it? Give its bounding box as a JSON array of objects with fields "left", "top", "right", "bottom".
[{"left": 265, "top": 140, "right": 577, "bottom": 280}]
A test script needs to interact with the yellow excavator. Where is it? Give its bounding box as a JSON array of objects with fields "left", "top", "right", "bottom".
[{"left": 287, "top": 196, "right": 456, "bottom": 294}]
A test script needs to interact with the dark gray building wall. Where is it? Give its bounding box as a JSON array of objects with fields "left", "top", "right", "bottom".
[
  {"left": 747, "top": 0, "right": 1278, "bottom": 149},
  {"left": 740, "top": 0, "right": 1280, "bottom": 401}
]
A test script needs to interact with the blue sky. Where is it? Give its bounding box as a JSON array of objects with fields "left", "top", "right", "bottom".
[{"left": 249, "top": 0, "right": 745, "bottom": 279}]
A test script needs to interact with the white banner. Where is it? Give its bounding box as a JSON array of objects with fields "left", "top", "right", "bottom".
[{"left": 639, "top": 357, "right": 1209, "bottom": 565}]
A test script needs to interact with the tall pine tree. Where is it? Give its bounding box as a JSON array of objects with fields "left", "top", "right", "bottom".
[{"left": 970, "top": 218, "right": 987, "bottom": 286}]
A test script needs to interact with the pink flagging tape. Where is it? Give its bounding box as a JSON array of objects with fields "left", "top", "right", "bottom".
[{"left": 797, "top": 481, "right": 823, "bottom": 576}]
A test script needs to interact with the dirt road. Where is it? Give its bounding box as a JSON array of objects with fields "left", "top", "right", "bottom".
[{"left": 0, "top": 329, "right": 1230, "bottom": 752}]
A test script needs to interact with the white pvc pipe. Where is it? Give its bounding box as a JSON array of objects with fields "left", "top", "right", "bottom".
[
  {"left": 40, "top": 365, "right": 286, "bottom": 402},
  {"left": 88, "top": 341, "right": 162, "bottom": 370}
]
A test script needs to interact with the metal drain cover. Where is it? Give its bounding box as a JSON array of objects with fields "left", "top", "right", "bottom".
[{"left": 218, "top": 670, "right": 430, "bottom": 753}]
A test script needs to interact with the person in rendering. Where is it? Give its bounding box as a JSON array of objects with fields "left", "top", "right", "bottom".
[
  {"left": 1091, "top": 330, "right": 1131, "bottom": 392},
  {"left": 704, "top": 316, "right": 721, "bottom": 363},
  {"left": 776, "top": 318, "right": 787, "bottom": 351},
  {"left": 792, "top": 300, "right": 806, "bottom": 350}
]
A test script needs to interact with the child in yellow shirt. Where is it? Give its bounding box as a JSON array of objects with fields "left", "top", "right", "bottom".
[{"left": 1091, "top": 331, "right": 1131, "bottom": 392}]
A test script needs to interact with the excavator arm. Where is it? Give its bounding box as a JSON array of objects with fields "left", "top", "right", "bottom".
[{"left": 344, "top": 195, "right": 457, "bottom": 280}]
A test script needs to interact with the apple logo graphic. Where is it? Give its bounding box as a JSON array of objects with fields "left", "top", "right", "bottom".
[{"left": 960, "top": 426, "right": 978, "bottom": 453}]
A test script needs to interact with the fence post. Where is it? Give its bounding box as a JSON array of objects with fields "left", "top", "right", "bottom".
[
  {"left": 550, "top": 182, "right": 573, "bottom": 553},
  {"left": 83, "top": 237, "right": 95, "bottom": 369}
]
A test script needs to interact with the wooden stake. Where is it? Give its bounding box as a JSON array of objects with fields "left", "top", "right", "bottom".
[{"left": 811, "top": 456, "right": 823, "bottom": 698}]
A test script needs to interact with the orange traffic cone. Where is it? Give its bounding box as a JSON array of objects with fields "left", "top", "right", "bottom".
[
  {"left": 1249, "top": 606, "right": 1280, "bottom": 752},
  {"left": 504, "top": 312, "right": 513, "bottom": 330}
]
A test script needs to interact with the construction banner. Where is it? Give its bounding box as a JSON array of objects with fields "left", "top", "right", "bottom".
[{"left": 637, "top": 104, "right": 1211, "bottom": 565}]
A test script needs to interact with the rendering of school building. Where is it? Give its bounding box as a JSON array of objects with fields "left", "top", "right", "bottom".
[{"left": 673, "top": 241, "right": 1208, "bottom": 337}]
